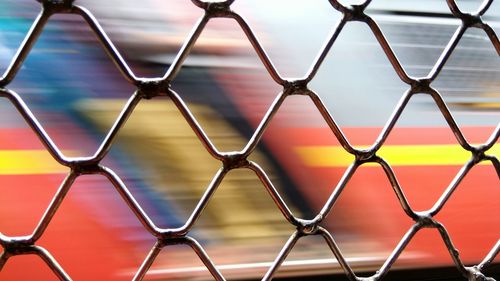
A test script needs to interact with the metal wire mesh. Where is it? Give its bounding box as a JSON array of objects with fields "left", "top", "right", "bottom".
[{"left": 0, "top": 0, "right": 499, "bottom": 280}]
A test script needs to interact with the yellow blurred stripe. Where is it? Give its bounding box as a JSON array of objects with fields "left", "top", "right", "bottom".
[
  {"left": 295, "top": 144, "right": 499, "bottom": 167},
  {"left": 0, "top": 150, "right": 68, "bottom": 175},
  {"left": 77, "top": 98, "right": 293, "bottom": 239},
  {"left": 451, "top": 102, "right": 500, "bottom": 109}
]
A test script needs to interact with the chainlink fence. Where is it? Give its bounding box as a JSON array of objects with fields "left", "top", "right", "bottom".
[{"left": 0, "top": 0, "right": 499, "bottom": 280}]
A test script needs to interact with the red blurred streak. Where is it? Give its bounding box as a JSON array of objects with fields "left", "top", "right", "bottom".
[
  {"left": 217, "top": 69, "right": 499, "bottom": 267},
  {"left": 0, "top": 173, "right": 143, "bottom": 281}
]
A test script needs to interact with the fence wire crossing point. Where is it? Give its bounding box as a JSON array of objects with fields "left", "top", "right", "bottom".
[{"left": 0, "top": 0, "right": 499, "bottom": 280}]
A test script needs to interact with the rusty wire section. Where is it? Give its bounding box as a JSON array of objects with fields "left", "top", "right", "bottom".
[{"left": 0, "top": 0, "right": 499, "bottom": 280}]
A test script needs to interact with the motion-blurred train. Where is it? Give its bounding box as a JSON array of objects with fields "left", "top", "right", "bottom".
[{"left": 0, "top": 0, "right": 498, "bottom": 280}]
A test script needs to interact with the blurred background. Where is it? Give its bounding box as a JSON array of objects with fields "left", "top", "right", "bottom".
[{"left": 0, "top": 0, "right": 499, "bottom": 280}]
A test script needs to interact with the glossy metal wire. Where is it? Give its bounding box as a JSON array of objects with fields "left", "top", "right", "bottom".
[{"left": 0, "top": 0, "right": 498, "bottom": 280}]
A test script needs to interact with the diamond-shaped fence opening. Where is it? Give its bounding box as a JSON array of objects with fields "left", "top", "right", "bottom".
[
  {"left": 232, "top": 0, "right": 341, "bottom": 78},
  {"left": 79, "top": 96, "right": 223, "bottom": 229},
  {"left": 37, "top": 174, "right": 154, "bottom": 281},
  {"left": 75, "top": 0, "right": 203, "bottom": 78},
  {"left": 192, "top": 168, "right": 297, "bottom": 279},
  {"left": 435, "top": 163, "right": 500, "bottom": 263},
  {"left": 258, "top": 94, "right": 355, "bottom": 219},
  {"left": 379, "top": 94, "right": 470, "bottom": 211},
  {"left": 0, "top": 0, "right": 499, "bottom": 280},
  {"left": 308, "top": 20, "right": 407, "bottom": 143},
  {"left": 324, "top": 164, "right": 414, "bottom": 277},
  {"left": 371, "top": 17, "right": 459, "bottom": 79},
  {"left": 140, "top": 243, "right": 217, "bottom": 281},
  {"left": 433, "top": 27, "right": 500, "bottom": 142},
  {"left": 170, "top": 17, "right": 283, "bottom": 153},
  {"left": 8, "top": 13, "right": 136, "bottom": 157}
]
